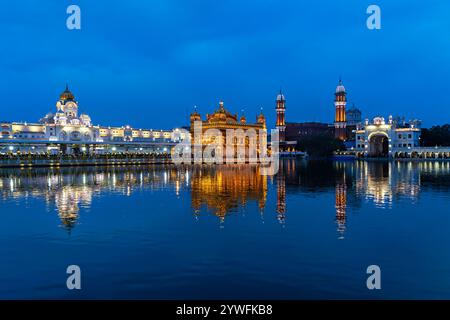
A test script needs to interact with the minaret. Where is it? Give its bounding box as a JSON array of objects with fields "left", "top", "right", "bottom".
[
  {"left": 334, "top": 79, "right": 347, "bottom": 140},
  {"left": 276, "top": 90, "right": 286, "bottom": 142}
]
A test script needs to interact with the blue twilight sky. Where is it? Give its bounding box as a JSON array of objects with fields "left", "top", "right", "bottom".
[{"left": 0, "top": 0, "right": 449, "bottom": 129}]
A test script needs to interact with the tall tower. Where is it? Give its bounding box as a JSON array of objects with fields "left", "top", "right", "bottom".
[
  {"left": 334, "top": 79, "right": 347, "bottom": 140},
  {"left": 276, "top": 90, "right": 286, "bottom": 142}
]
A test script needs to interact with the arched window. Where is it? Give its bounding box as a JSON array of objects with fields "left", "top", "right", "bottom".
[
  {"left": 84, "top": 132, "right": 92, "bottom": 141},
  {"left": 59, "top": 131, "right": 67, "bottom": 141}
]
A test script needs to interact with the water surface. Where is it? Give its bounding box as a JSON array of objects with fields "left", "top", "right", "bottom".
[{"left": 0, "top": 160, "right": 449, "bottom": 299}]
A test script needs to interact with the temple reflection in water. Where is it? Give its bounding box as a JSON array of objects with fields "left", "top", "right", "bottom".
[
  {"left": 190, "top": 165, "right": 267, "bottom": 223},
  {"left": 1, "top": 160, "right": 450, "bottom": 234}
]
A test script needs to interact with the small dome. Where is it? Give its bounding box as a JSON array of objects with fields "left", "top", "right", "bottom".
[
  {"left": 347, "top": 104, "right": 361, "bottom": 113},
  {"left": 79, "top": 113, "right": 91, "bottom": 119},
  {"left": 373, "top": 117, "right": 385, "bottom": 125},
  {"left": 336, "top": 79, "right": 346, "bottom": 94},
  {"left": 276, "top": 90, "right": 285, "bottom": 101},
  {"left": 190, "top": 105, "right": 200, "bottom": 116},
  {"left": 218, "top": 101, "right": 225, "bottom": 112},
  {"left": 39, "top": 112, "right": 55, "bottom": 124},
  {"left": 60, "top": 84, "right": 75, "bottom": 101},
  {"left": 190, "top": 107, "right": 201, "bottom": 122},
  {"left": 257, "top": 111, "right": 266, "bottom": 124}
]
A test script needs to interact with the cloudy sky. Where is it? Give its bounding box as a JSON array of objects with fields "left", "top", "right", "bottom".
[{"left": 0, "top": 0, "right": 449, "bottom": 129}]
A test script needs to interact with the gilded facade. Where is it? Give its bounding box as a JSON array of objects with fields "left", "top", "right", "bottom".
[{"left": 189, "top": 101, "right": 267, "bottom": 160}]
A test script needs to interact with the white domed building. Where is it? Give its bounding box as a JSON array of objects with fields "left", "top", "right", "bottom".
[{"left": 0, "top": 85, "right": 184, "bottom": 154}]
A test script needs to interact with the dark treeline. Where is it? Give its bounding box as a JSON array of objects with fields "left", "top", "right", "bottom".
[
  {"left": 295, "top": 134, "right": 345, "bottom": 157},
  {"left": 421, "top": 124, "right": 450, "bottom": 147}
]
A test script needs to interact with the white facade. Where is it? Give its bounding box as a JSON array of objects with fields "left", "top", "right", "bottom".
[
  {"left": 354, "top": 116, "right": 421, "bottom": 157},
  {"left": 0, "top": 86, "right": 185, "bottom": 154}
]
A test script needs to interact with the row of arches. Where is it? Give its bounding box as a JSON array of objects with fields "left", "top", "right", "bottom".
[
  {"left": 395, "top": 152, "right": 450, "bottom": 159},
  {"left": 356, "top": 151, "right": 450, "bottom": 159},
  {"left": 59, "top": 131, "right": 94, "bottom": 142}
]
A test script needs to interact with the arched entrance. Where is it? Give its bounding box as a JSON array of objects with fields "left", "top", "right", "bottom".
[{"left": 369, "top": 133, "right": 389, "bottom": 157}]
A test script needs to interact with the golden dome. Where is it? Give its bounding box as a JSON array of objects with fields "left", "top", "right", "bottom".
[
  {"left": 60, "top": 84, "right": 75, "bottom": 101},
  {"left": 206, "top": 101, "right": 238, "bottom": 123}
]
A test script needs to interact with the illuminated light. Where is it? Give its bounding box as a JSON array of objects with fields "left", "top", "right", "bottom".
[
  {"left": 8, "top": 145, "right": 14, "bottom": 151},
  {"left": 112, "top": 147, "right": 117, "bottom": 151}
]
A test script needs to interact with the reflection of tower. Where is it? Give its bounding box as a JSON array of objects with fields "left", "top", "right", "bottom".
[
  {"left": 335, "top": 177, "right": 347, "bottom": 239},
  {"left": 276, "top": 162, "right": 286, "bottom": 224},
  {"left": 276, "top": 90, "right": 286, "bottom": 142},
  {"left": 334, "top": 79, "right": 347, "bottom": 140}
]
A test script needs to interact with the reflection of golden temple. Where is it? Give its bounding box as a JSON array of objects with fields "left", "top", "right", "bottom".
[
  {"left": 1, "top": 160, "right": 439, "bottom": 234},
  {"left": 190, "top": 165, "right": 267, "bottom": 222}
]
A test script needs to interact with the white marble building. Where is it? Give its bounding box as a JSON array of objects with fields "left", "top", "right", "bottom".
[
  {"left": 354, "top": 116, "right": 421, "bottom": 157},
  {"left": 0, "top": 86, "right": 184, "bottom": 154}
]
